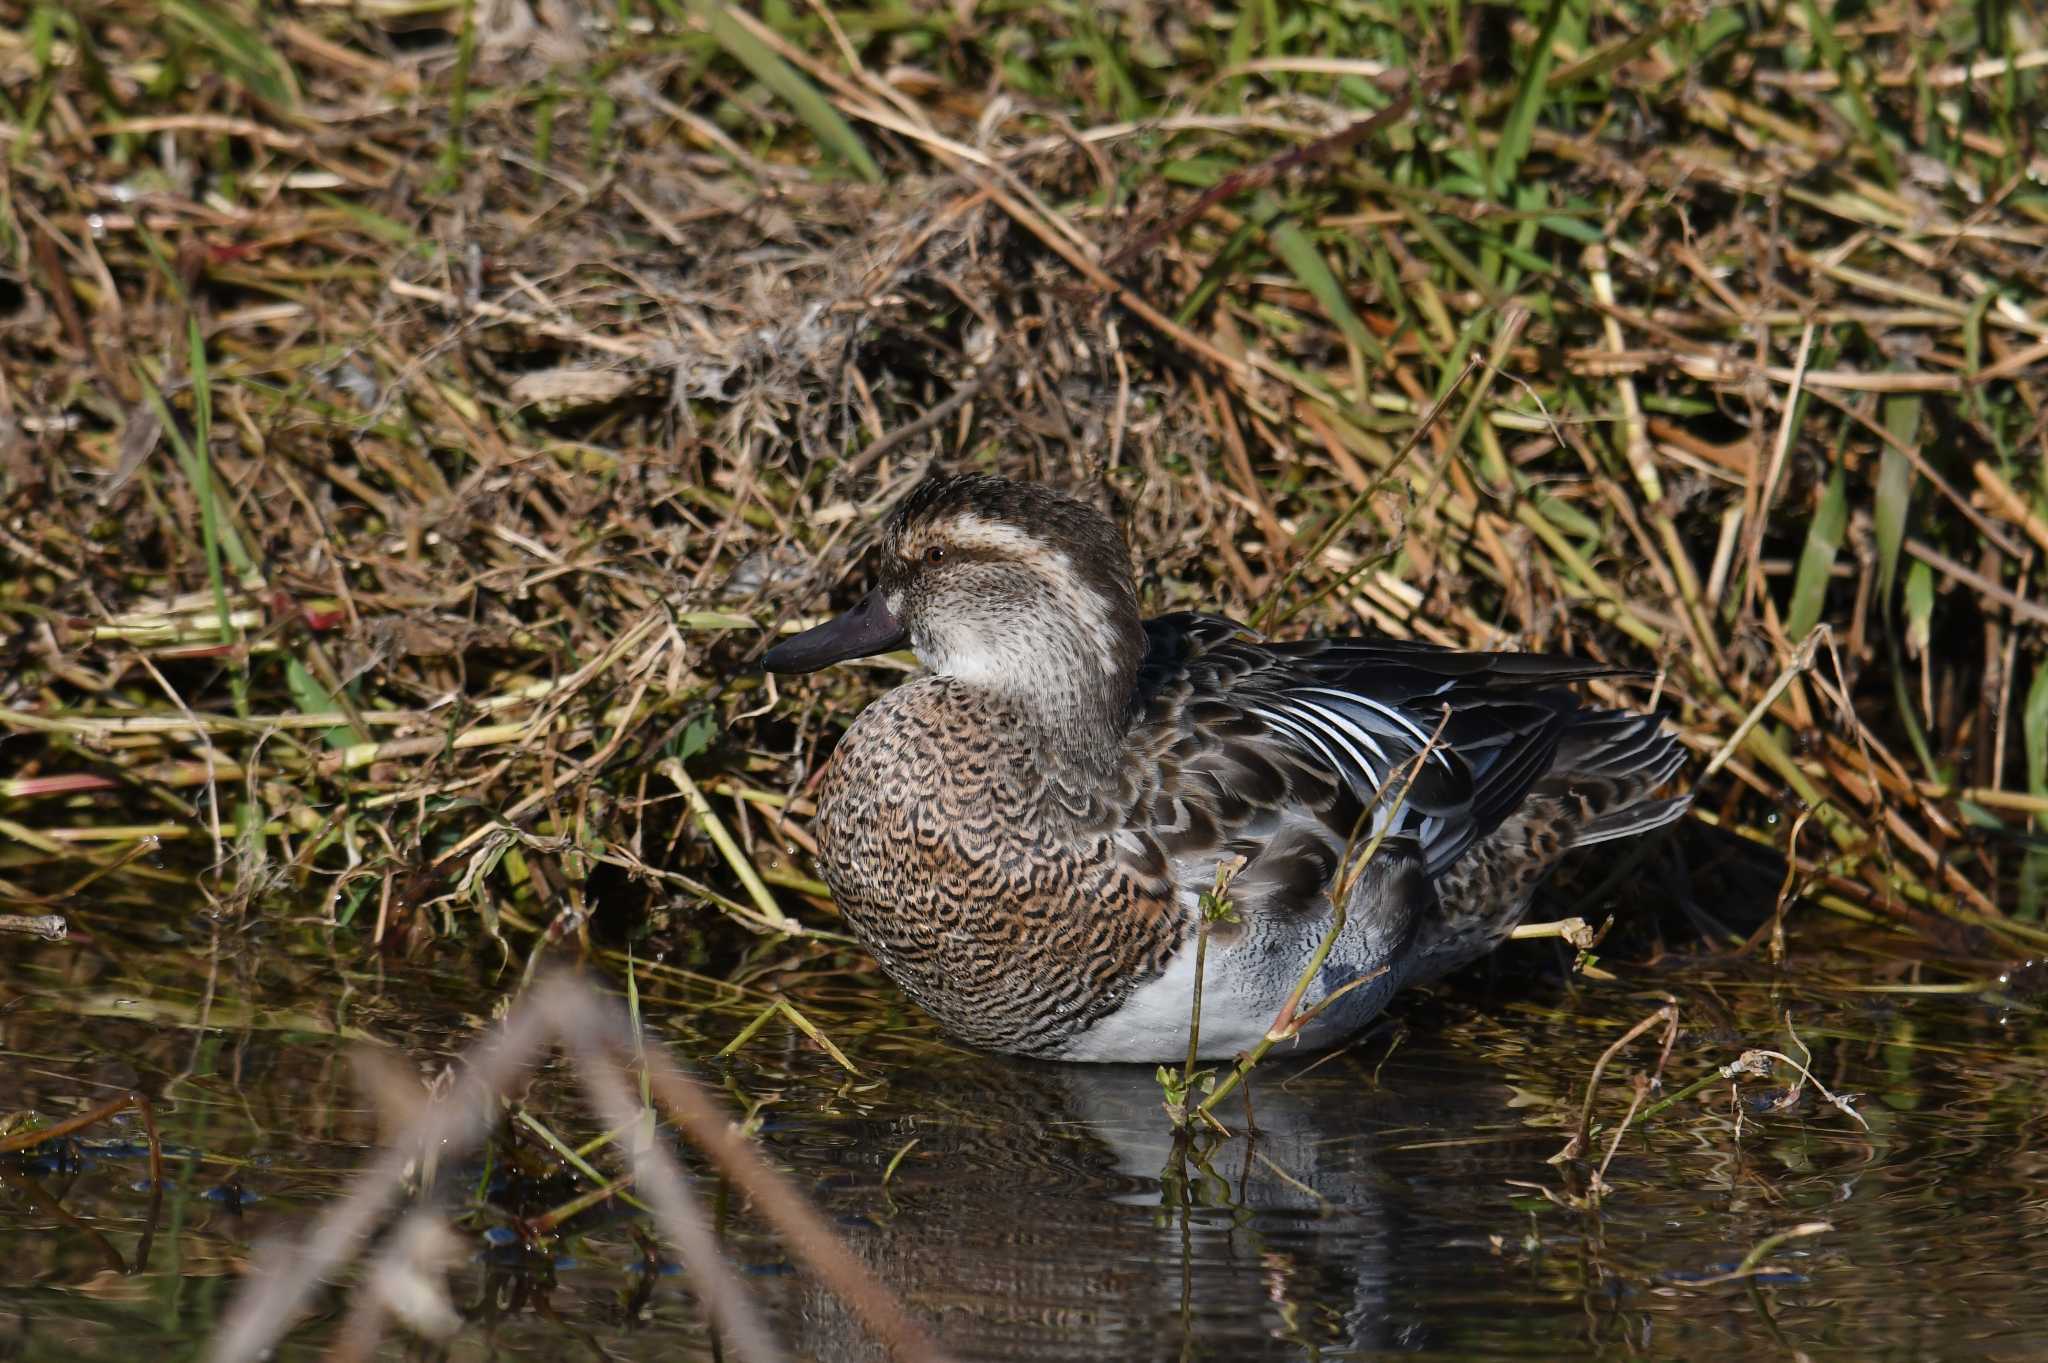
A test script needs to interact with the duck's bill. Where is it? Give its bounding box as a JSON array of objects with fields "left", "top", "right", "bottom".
[{"left": 761, "top": 588, "right": 909, "bottom": 673}]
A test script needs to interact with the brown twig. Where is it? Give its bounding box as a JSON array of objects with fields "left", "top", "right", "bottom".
[{"left": 1558, "top": 1003, "right": 1678, "bottom": 1163}]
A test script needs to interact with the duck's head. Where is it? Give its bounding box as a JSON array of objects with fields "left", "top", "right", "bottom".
[{"left": 764, "top": 475, "right": 1146, "bottom": 727}]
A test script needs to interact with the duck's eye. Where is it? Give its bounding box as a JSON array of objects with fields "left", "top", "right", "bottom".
[{"left": 924, "top": 545, "right": 947, "bottom": 566}]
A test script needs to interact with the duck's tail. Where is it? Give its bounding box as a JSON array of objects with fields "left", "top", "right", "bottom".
[{"left": 1542, "top": 709, "right": 1692, "bottom": 849}]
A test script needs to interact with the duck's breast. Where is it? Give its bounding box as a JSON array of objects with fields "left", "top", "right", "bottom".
[{"left": 813, "top": 678, "right": 1185, "bottom": 1056}]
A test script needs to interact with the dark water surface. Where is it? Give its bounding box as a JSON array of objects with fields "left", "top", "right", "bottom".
[{"left": 2, "top": 920, "right": 2043, "bottom": 1362}]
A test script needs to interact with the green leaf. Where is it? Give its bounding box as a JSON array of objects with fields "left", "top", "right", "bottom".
[
  {"left": 1532, "top": 488, "right": 1600, "bottom": 541},
  {"left": 1491, "top": 0, "right": 1567, "bottom": 199},
  {"left": 285, "top": 657, "right": 360, "bottom": 749},
  {"left": 1786, "top": 462, "right": 1849, "bottom": 640},
  {"left": 1904, "top": 559, "right": 1934, "bottom": 654},
  {"left": 1692, "top": 7, "right": 1749, "bottom": 55},
  {"left": 2026, "top": 662, "right": 2048, "bottom": 809},
  {"left": 161, "top": 0, "right": 297, "bottom": 108},
  {"left": 689, "top": 0, "right": 880, "bottom": 184},
  {"left": 1264, "top": 198, "right": 1382, "bottom": 368},
  {"left": 1875, "top": 394, "right": 1919, "bottom": 600},
  {"left": 675, "top": 710, "right": 718, "bottom": 762},
  {"left": 338, "top": 876, "right": 375, "bottom": 927},
  {"left": 312, "top": 191, "right": 417, "bottom": 246},
  {"left": 1538, "top": 213, "right": 1604, "bottom": 245},
  {"left": 1160, "top": 157, "right": 1232, "bottom": 187}
]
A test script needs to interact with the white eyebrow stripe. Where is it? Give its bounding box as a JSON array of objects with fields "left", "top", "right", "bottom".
[
  {"left": 926, "top": 515, "right": 1128, "bottom": 678},
  {"left": 933, "top": 518, "right": 1049, "bottom": 556}
]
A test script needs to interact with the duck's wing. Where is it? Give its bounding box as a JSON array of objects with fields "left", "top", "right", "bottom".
[{"left": 1131, "top": 614, "right": 1635, "bottom": 880}]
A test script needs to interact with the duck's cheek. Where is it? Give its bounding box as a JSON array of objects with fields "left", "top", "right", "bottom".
[{"left": 914, "top": 622, "right": 1014, "bottom": 684}]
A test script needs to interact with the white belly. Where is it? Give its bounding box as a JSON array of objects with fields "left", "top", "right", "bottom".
[
  {"left": 1055, "top": 932, "right": 1400, "bottom": 1062},
  {"left": 1057, "top": 943, "right": 1276, "bottom": 1062}
]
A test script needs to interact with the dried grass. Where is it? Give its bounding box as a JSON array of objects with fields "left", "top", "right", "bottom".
[
  {"left": 3, "top": 1, "right": 2046, "bottom": 968},
  {"left": 204, "top": 972, "right": 941, "bottom": 1362}
]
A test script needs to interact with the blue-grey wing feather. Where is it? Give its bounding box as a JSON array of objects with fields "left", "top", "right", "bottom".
[{"left": 1129, "top": 614, "right": 1675, "bottom": 885}]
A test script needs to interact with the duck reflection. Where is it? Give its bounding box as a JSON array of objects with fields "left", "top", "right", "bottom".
[{"left": 775, "top": 1040, "right": 1481, "bottom": 1362}]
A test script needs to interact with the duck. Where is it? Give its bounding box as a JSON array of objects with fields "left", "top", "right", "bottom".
[{"left": 763, "top": 474, "right": 1689, "bottom": 1062}]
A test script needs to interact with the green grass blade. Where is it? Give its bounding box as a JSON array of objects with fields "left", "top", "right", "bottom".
[
  {"left": 2027, "top": 661, "right": 2048, "bottom": 816},
  {"left": 1798, "top": 0, "right": 1896, "bottom": 187},
  {"left": 1787, "top": 461, "right": 1848, "bottom": 641},
  {"left": 311, "top": 191, "right": 418, "bottom": 246},
  {"left": 186, "top": 315, "right": 230, "bottom": 643},
  {"left": 160, "top": 0, "right": 298, "bottom": 108},
  {"left": 689, "top": 1, "right": 880, "bottom": 183},
  {"left": 1491, "top": 0, "right": 1567, "bottom": 200},
  {"left": 436, "top": 0, "right": 478, "bottom": 187},
  {"left": 1173, "top": 218, "right": 1260, "bottom": 325},
  {"left": 1263, "top": 196, "right": 1381, "bottom": 371},
  {"left": 1875, "top": 394, "right": 1919, "bottom": 601},
  {"left": 1904, "top": 560, "right": 1934, "bottom": 655},
  {"left": 136, "top": 382, "right": 253, "bottom": 581}
]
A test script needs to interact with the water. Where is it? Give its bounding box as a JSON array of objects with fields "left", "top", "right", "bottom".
[{"left": 2, "top": 921, "right": 2044, "bottom": 1361}]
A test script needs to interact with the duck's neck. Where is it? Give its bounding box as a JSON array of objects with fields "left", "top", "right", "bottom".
[
  {"left": 927, "top": 615, "right": 1144, "bottom": 779},
  {"left": 975, "top": 672, "right": 1136, "bottom": 778}
]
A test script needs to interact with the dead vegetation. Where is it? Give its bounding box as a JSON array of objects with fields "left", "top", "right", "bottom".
[
  {"left": 203, "top": 972, "right": 940, "bottom": 1363},
  {"left": 2, "top": 1, "right": 2046, "bottom": 975}
]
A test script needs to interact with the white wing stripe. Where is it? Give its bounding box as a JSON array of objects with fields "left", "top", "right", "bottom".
[
  {"left": 1252, "top": 703, "right": 1386, "bottom": 790},
  {"left": 1249, "top": 707, "right": 1369, "bottom": 789},
  {"left": 1253, "top": 695, "right": 1482, "bottom": 874},
  {"left": 1294, "top": 687, "right": 1458, "bottom": 771},
  {"left": 1253, "top": 704, "right": 1445, "bottom": 852},
  {"left": 1272, "top": 695, "right": 1392, "bottom": 764}
]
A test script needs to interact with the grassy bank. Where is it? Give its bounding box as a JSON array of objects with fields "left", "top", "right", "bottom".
[{"left": 1, "top": 0, "right": 2044, "bottom": 969}]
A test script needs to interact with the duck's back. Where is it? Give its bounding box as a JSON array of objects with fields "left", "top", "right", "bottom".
[{"left": 1127, "top": 614, "right": 1689, "bottom": 998}]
